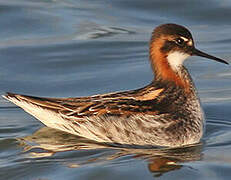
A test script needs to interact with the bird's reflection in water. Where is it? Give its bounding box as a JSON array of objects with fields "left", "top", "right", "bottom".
[{"left": 18, "top": 127, "right": 203, "bottom": 177}]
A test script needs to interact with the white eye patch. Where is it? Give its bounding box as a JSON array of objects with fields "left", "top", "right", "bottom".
[
  {"left": 180, "top": 36, "right": 193, "bottom": 46},
  {"left": 187, "top": 39, "right": 193, "bottom": 46},
  {"left": 180, "top": 36, "right": 189, "bottom": 42}
]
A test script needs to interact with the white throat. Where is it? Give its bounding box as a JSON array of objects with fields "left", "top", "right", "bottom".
[{"left": 167, "top": 51, "right": 190, "bottom": 71}]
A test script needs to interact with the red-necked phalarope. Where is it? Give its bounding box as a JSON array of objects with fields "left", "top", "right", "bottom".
[{"left": 3, "top": 24, "right": 229, "bottom": 147}]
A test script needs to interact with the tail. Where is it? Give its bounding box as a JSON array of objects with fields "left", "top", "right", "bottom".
[
  {"left": 2, "top": 92, "right": 62, "bottom": 109},
  {"left": 2, "top": 92, "right": 67, "bottom": 130},
  {"left": 2, "top": 92, "right": 22, "bottom": 103},
  {"left": 2, "top": 92, "right": 107, "bottom": 142}
]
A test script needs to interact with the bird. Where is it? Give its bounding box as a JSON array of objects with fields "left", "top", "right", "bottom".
[{"left": 3, "top": 24, "right": 228, "bottom": 148}]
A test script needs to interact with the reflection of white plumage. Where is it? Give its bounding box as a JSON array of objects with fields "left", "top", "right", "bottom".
[{"left": 3, "top": 24, "right": 228, "bottom": 147}]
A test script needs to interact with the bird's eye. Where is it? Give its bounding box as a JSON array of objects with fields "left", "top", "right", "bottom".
[{"left": 175, "top": 38, "right": 184, "bottom": 45}]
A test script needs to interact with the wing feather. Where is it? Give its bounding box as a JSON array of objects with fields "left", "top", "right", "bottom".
[{"left": 4, "top": 87, "right": 164, "bottom": 120}]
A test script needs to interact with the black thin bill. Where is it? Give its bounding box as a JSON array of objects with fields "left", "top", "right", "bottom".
[{"left": 193, "top": 48, "right": 229, "bottom": 65}]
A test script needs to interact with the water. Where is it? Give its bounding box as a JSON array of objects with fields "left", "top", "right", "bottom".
[{"left": 0, "top": 0, "right": 231, "bottom": 179}]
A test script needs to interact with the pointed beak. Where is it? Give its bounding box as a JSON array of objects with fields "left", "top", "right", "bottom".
[{"left": 192, "top": 48, "right": 229, "bottom": 65}]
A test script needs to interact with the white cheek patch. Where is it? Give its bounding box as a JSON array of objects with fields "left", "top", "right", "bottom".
[{"left": 167, "top": 51, "right": 190, "bottom": 71}]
